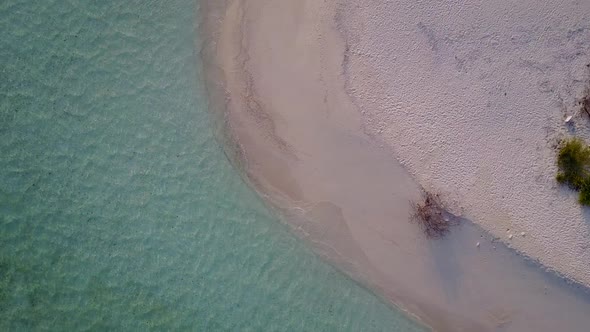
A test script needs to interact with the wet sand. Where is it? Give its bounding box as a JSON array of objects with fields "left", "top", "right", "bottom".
[{"left": 202, "top": 0, "right": 590, "bottom": 330}]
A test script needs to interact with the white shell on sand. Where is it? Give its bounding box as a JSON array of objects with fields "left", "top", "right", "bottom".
[
  {"left": 509, "top": 234, "right": 513, "bottom": 240},
  {"left": 565, "top": 115, "right": 573, "bottom": 123},
  {"left": 476, "top": 242, "right": 480, "bottom": 247}
]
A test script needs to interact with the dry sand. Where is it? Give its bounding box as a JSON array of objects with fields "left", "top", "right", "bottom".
[
  {"left": 339, "top": 0, "right": 590, "bottom": 287},
  {"left": 202, "top": 0, "right": 590, "bottom": 330}
]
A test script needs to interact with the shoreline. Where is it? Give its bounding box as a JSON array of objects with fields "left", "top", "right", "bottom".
[
  {"left": 339, "top": 0, "right": 590, "bottom": 288},
  {"left": 200, "top": 0, "right": 590, "bottom": 330}
]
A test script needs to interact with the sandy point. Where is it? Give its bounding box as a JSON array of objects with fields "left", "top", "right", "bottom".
[{"left": 202, "top": 0, "right": 590, "bottom": 330}]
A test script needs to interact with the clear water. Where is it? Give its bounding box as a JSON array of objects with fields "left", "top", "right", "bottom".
[{"left": 0, "top": 0, "right": 423, "bottom": 330}]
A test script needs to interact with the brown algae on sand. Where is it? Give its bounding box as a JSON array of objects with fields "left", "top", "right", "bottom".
[{"left": 411, "top": 192, "right": 458, "bottom": 238}]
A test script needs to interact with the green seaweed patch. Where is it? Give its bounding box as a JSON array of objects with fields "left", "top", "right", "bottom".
[{"left": 556, "top": 138, "right": 590, "bottom": 206}]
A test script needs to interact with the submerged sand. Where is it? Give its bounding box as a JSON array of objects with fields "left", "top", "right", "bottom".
[{"left": 202, "top": 0, "right": 590, "bottom": 330}]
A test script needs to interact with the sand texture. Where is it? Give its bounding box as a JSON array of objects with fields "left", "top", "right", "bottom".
[
  {"left": 340, "top": 0, "right": 590, "bottom": 287},
  {"left": 207, "top": 0, "right": 590, "bottom": 330}
]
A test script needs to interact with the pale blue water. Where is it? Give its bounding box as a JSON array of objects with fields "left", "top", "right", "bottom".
[{"left": 0, "top": 0, "right": 424, "bottom": 330}]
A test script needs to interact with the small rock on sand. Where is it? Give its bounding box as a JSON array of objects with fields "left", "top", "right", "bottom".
[
  {"left": 508, "top": 234, "right": 513, "bottom": 240},
  {"left": 476, "top": 242, "right": 480, "bottom": 247}
]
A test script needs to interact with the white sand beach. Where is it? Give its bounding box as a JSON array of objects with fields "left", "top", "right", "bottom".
[
  {"left": 339, "top": 0, "right": 590, "bottom": 286},
  {"left": 203, "top": 0, "right": 590, "bottom": 330}
]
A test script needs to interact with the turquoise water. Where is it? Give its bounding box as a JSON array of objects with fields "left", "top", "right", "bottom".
[{"left": 0, "top": 0, "right": 423, "bottom": 330}]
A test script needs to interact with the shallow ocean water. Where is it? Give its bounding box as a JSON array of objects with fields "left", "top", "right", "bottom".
[{"left": 0, "top": 0, "right": 423, "bottom": 330}]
